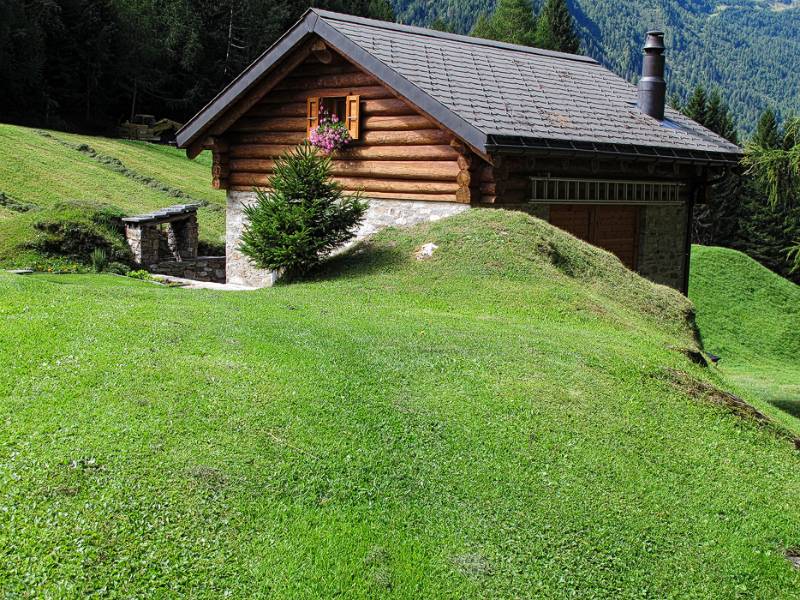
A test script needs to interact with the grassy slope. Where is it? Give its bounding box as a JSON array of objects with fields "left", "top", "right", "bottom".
[
  {"left": 690, "top": 245, "right": 800, "bottom": 433},
  {"left": 1, "top": 210, "right": 799, "bottom": 598},
  {"left": 0, "top": 124, "right": 225, "bottom": 264}
]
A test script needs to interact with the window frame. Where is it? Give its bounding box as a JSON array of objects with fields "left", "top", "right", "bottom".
[{"left": 306, "top": 94, "right": 361, "bottom": 140}]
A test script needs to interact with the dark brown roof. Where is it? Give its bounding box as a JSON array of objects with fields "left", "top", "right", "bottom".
[{"left": 177, "top": 9, "right": 742, "bottom": 164}]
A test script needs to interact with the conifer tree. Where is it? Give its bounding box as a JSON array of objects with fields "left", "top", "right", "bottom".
[
  {"left": 684, "top": 86, "right": 708, "bottom": 126},
  {"left": 706, "top": 88, "right": 739, "bottom": 144},
  {"left": 668, "top": 92, "right": 683, "bottom": 112},
  {"left": 535, "top": 0, "right": 580, "bottom": 53},
  {"left": 753, "top": 108, "right": 780, "bottom": 150},
  {"left": 239, "top": 144, "right": 367, "bottom": 276},
  {"left": 430, "top": 17, "right": 456, "bottom": 33},
  {"left": 469, "top": 0, "right": 537, "bottom": 47}
]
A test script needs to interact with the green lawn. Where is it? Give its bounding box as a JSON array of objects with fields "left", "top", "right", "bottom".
[
  {"left": 690, "top": 245, "right": 800, "bottom": 435},
  {"left": 0, "top": 124, "right": 225, "bottom": 257},
  {"left": 2, "top": 210, "right": 799, "bottom": 597}
]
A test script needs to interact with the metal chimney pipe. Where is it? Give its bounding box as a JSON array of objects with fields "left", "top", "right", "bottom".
[{"left": 638, "top": 31, "right": 666, "bottom": 121}]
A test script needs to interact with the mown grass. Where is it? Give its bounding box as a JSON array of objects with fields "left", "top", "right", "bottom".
[
  {"left": 0, "top": 123, "right": 225, "bottom": 266},
  {"left": 2, "top": 210, "right": 799, "bottom": 598},
  {"left": 690, "top": 245, "right": 800, "bottom": 434}
]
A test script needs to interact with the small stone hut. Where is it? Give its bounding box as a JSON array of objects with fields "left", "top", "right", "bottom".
[{"left": 176, "top": 9, "right": 742, "bottom": 291}]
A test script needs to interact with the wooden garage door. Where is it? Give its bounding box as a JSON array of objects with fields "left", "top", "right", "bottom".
[{"left": 549, "top": 205, "right": 639, "bottom": 269}]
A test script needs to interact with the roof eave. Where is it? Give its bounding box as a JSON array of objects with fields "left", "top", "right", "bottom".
[{"left": 485, "top": 136, "right": 743, "bottom": 167}]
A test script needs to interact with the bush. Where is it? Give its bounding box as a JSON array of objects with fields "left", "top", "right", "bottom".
[
  {"left": 127, "top": 269, "right": 153, "bottom": 281},
  {"left": 239, "top": 143, "right": 367, "bottom": 277},
  {"left": 106, "top": 261, "right": 130, "bottom": 275},
  {"left": 90, "top": 248, "right": 109, "bottom": 272},
  {"left": 25, "top": 201, "right": 132, "bottom": 264}
]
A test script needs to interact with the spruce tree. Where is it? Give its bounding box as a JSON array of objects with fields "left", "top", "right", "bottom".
[
  {"left": 430, "top": 17, "right": 456, "bottom": 33},
  {"left": 706, "top": 88, "right": 739, "bottom": 144},
  {"left": 668, "top": 92, "right": 683, "bottom": 112},
  {"left": 743, "top": 117, "right": 800, "bottom": 275},
  {"left": 239, "top": 144, "right": 367, "bottom": 276},
  {"left": 684, "top": 86, "right": 708, "bottom": 126},
  {"left": 469, "top": 0, "right": 537, "bottom": 47},
  {"left": 535, "top": 0, "right": 580, "bottom": 53},
  {"left": 753, "top": 108, "right": 780, "bottom": 149}
]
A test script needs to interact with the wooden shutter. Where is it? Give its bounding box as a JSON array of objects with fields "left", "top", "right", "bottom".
[
  {"left": 306, "top": 97, "right": 320, "bottom": 138},
  {"left": 345, "top": 95, "right": 360, "bottom": 139}
]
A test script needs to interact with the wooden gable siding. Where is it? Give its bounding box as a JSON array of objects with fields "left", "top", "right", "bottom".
[{"left": 218, "top": 48, "right": 486, "bottom": 204}]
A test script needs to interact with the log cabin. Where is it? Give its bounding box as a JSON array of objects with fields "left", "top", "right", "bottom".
[{"left": 176, "top": 9, "right": 742, "bottom": 291}]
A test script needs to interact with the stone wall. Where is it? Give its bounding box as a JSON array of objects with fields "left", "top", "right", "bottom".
[
  {"left": 151, "top": 256, "right": 226, "bottom": 283},
  {"left": 637, "top": 203, "right": 689, "bottom": 291},
  {"left": 354, "top": 198, "right": 469, "bottom": 240},
  {"left": 226, "top": 191, "right": 469, "bottom": 287},
  {"left": 125, "top": 211, "right": 199, "bottom": 266},
  {"left": 226, "top": 191, "right": 280, "bottom": 287}
]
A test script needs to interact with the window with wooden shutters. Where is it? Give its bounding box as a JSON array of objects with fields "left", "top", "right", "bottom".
[
  {"left": 306, "top": 97, "right": 320, "bottom": 138},
  {"left": 345, "top": 95, "right": 360, "bottom": 139},
  {"left": 306, "top": 95, "right": 361, "bottom": 140}
]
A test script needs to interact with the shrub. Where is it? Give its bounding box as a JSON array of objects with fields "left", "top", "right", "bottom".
[
  {"left": 25, "top": 201, "right": 132, "bottom": 264},
  {"left": 90, "top": 248, "right": 109, "bottom": 272},
  {"left": 106, "top": 261, "right": 130, "bottom": 275},
  {"left": 127, "top": 269, "right": 153, "bottom": 281},
  {"left": 239, "top": 143, "right": 367, "bottom": 276}
]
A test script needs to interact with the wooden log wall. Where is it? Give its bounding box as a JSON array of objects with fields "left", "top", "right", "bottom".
[
  {"left": 482, "top": 156, "right": 700, "bottom": 206},
  {"left": 219, "top": 50, "right": 488, "bottom": 204}
]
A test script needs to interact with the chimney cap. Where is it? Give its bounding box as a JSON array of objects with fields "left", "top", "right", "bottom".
[{"left": 644, "top": 31, "right": 665, "bottom": 51}]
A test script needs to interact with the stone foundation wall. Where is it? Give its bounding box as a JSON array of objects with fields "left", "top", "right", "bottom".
[
  {"left": 637, "top": 203, "right": 689, "bottom": 291},
  {"left": 354, "top": 198, "right": 470, "bottom": 240},
  {"left": 226, "top": 192, "right": 469, "bottom": 287},
  {"left": 226, "top": 192, "right": 281, "bottom": 287},
  {"left": 151, "top": 256, "right": 226, "bottom": 283}
]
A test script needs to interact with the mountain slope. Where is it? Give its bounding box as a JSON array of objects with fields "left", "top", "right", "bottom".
[
  {"left": 690, "top": 244, "right": 800, "bottom": 432},
  {"left": 389, "top": 0, "right": 800, "bottom": 132},
  {"left": 2, "top": 211, "right": 800, "bottom": 596}
]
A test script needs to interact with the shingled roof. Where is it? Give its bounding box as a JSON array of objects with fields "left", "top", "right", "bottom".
[{"left": 177, "top": 9, "right": 742, "bottom": 164}]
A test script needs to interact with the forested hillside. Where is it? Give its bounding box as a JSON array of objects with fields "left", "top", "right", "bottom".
[
  {"left": 390, "top": 0, "right": 800, "bottom": 133},
  {"left": 0, "top": 0, "right": 393, "bottom": 132},
  {"left": 3, "top": 0, "right": 796, "bottom": 134}
]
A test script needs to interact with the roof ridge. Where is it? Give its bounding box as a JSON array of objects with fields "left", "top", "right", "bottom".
[{"left": 311, "top": 9, "right": 598, "bottom": 65}]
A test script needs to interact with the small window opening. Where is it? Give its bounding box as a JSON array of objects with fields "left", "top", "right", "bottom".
[{"left": 307, "top": 94, "right": 360, "bottom": 140}]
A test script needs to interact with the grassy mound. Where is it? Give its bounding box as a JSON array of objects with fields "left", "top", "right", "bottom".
[
  {"left": 0, "top": 201, "right": 132, "bottom": 270},
  {"left": 0, "top": 123, "right": 225, "bottom": 261},
  {"left": 2, "top": 210, "right": 799, "bottom": 597},
  {"left": 690, "top": 244, "right": 800, "bottom": 431}
]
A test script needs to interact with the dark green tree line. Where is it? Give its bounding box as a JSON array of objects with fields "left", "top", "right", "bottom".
[
  {"left": 674, "top": 86, "right": 799, "bottom": 282},
  {"left": 0, "top": 0, "right": 394, "bottom": 132},
  {"left": 469, "top": 0, "right": 579, "bottom": 53}
]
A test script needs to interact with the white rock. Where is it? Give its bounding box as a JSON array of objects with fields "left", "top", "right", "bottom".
[{"left": 415, "top": 243, "right": 438, "bottom": 260}]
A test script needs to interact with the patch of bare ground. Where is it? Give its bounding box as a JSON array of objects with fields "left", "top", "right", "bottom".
[{"left": 787, "top": 548, "right": 800, "bottom": 569}]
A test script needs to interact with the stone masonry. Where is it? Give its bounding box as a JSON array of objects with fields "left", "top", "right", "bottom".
[
  {"left": 354, "top": 198, "right": 469, "bottom": 240},
  {"left": 637, "top": 203, "right": 688, "bottom": 290},
  {"left": 151, "top": 256, "right": 226, "bottom": 283},
  {"left": 124, "top": 204, "right": 225, "bottom": 284},
  {"left": 226, "top": 191, "right": 468, "bottom": 287},
  {"left": 124, "top": 204, "right": 200, "bottom": 265}
]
